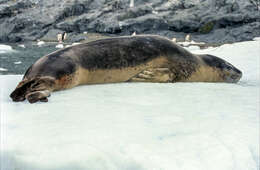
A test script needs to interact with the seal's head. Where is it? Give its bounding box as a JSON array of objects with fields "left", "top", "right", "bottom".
[{"left": 200, "top": 54, "right": 242, "bottom": 83}]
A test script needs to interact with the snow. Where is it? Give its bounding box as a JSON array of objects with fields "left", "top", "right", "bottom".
[
  {"left": 184, "top": 45, "right": 200, "bottom": 51},
  {"left": 0, "top": 41, "right": 259, "bottom": 170},
  {"left": 0, "top": 68, "right": 8, "bottom": 72},
  {"left": 72, "top": 42, "right": 81, "bottom": 46},
  {"left": 14, "top": 61, "right": 22, "bottom": 65},
  {"left": 37, "top": 41, "right": 45, "bottom": 47},
  {"left": 55, "top": 44, "right": 64, "bottom": 49},
  {"left": 18, "top": 44, "right": 26, "bottom": 48},
  {"left": 0, "top": 44, "right": 14, "bottom": 54},
  {"left": 253, "top": 37, "right": 260, "bottom": 41}
]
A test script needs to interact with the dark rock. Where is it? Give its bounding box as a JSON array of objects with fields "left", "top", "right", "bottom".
[
  {"left": 40, "top": 29, "right": 64, "bottom": 41},
  {"left": 0, "top": 0, "right": 259, "bottom": 43},
  {"left": 67, "top": 33, "right": 88, "bottom": 42},
  {"left": 199, "top": 22, "right": 215, "bottom": 34}
]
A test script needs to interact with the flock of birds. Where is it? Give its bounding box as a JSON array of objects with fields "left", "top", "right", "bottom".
[{"left": 34, "top": 31, "right": 203, "bottom": 50}]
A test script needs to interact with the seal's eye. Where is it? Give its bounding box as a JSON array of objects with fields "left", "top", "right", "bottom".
[{"left": 226, "top": 65, "right": 232, "bottom": 70}]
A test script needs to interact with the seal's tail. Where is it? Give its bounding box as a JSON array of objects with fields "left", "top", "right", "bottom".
[
  {"left": 10, "top": 79, "right": 35, "bottom": 102},
  {"left": 10, "top": 77, "right": 55, "bottom": 103}
]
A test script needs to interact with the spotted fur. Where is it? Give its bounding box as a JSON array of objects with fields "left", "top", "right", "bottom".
[{"left": 10, "top": 35, "right": 242, "bottom": 103}]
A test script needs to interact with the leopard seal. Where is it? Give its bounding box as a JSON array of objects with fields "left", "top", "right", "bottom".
[{"left": 10, "top": 35, "right": 242, "bottom": 103}]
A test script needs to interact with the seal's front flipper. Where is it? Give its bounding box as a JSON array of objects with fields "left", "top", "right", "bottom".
[
  {"left": 25, "top": 90, "right": 51, "bottom": 103},
  {"left": 128, "top": 68, "right": 175, "bottom": 83}
]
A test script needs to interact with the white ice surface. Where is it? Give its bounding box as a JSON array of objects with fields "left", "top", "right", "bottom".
[
  {"left": 0, "top": 68, "right": 8, "bottom": 72},
  {"left": 0, "top": 44, "right": 14, "bottom": 54},
  {"left": 37, "top": 41, "right": 45, "bottom": 46},
  {"left": 55, "top": 44, "right": 64, "bottom": 49},
  {"left": 0, "top": 41, "right": 259, "bottom": 170},
  {"left": 253, "top": 37, "right": 260, "bottom": 41}
]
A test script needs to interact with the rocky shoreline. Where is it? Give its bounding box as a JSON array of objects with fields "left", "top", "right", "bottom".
[{"left": 0, "top": 0, "right": 260, "bottom": 43}]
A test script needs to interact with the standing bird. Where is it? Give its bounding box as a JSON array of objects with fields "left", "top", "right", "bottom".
[
  {"left": 130, "top": 0, "right": 134, "bottom": 7},
  {"left": 57, "top": 32, "right": 67, "bottom": 43},
  {"left": 185, "top": 34, "right": 191, "bottom": 42}
]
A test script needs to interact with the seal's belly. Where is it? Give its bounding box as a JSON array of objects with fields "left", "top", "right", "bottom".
[
  {"left": 77, "top": 56, "right": 170, "bottom": 85},
  {"left": 78, "top": 66, "right": 143, "bottom": 84}
]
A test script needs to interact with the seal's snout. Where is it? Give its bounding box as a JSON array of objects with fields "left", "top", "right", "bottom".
[
  {"left": 230, "top": 71, "right": 242, "bottom": 83},
  {"left": 224, "top": 65, "right": 242, "bottom": 83},
  {"left": 200, "top": 54, "right": 242, "bottom": 83},
  {"left": 233, "top": 67, "right": 242, "bottom": 79}
]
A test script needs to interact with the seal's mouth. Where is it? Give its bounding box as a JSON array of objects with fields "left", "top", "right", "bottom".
[
  {"left": 225, "top": 68, "right": 242, "bottom": 83},
  {"left": 231, "top": 74, "right": 242, "bottom": 82}
]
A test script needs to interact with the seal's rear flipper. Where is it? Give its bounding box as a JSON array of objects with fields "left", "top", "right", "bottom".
[
  {"left": 10, "top": 79, "right": 36, "bottom": 102},
  {"left": 25, "top": 90, "right": 51, "bottom": 103},
  {"left": 10, "top": 77, "right": 55, "bottom": 103}
]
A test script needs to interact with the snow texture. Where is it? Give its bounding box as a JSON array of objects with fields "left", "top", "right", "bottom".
[
  {"left": 0, "top": 68, "right": 8, "bottom": 72},
  {"left": 253, "top": 37, "right": 260, "bottom": 41},
  {"left": 0, "top": 44, "right": 14, "bottom": 54},
  {"left": 0, "top": 41, "right": 259, "bottom": 170}
]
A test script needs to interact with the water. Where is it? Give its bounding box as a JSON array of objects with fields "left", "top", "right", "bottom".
[
  {"left": 0, "top": 43, "right": 56, "bottom": 75},
  {"left": 0, "top": 33, "right": 110, "bottom": 75}
]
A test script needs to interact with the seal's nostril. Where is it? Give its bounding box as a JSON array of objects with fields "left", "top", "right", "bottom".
[
  {"left": 231, "top": 75, "right": 238, "bottom": 79},
  {"left": 235, "top": 68, "right": 242, "bottom": 75},
  {"left": 230, "top": 71, "right": 242, "bottom": 83}
]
